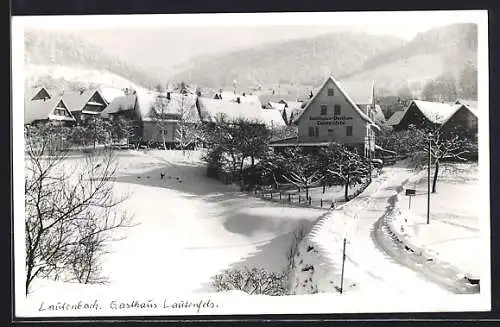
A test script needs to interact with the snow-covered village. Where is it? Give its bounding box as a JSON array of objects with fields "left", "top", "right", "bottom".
[{"left": 14, "top": 13, "right": 489, "bottom": 316}]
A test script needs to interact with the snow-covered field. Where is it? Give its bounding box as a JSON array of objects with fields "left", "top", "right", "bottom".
[
  {"left": 401, "top": 163, "right": 480, "bottom": 276},
  {"left": 27, "top": 149, "right": 324, "bottom": 296}
]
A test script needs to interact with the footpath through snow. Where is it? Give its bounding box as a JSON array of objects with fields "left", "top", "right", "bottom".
[{"left": 290, "top": 164, "right": 459, "bottom": 296}]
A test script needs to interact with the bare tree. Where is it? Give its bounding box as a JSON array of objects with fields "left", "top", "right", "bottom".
[
  {"left": 24, "top": 125, "right": 135, "bottom": 294},
  {"left": 280, "top": 147, "right": 323, "bottom": 199},
  {"left": 174, "top": 93, "right": 200, "bottom": 156},
  {"left": 326, "top": 144, "right": 370, "bottom": 202},
  {"left": 150, "top": 84, "right": 169, "bottom": 150}
]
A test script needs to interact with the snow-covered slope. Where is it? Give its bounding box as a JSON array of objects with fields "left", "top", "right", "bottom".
[{"left": 24, "top": 63, "right": 151, "bottom": 93}]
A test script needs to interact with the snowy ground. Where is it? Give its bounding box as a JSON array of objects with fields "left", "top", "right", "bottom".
[
  {"left": 399, "top": 163, "right": 480, "bottom": 276},
  {"left": 28, "top": 149, "right": 324, "bottom": 296}
]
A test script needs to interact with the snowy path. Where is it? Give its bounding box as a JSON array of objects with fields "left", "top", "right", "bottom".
[{"left": 309, "top": 166, "right": 452, "bottom": 296}]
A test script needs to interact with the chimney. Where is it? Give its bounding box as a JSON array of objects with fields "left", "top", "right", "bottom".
[{"left": 80, "top": 88, "right": 84, "bottom": 95}]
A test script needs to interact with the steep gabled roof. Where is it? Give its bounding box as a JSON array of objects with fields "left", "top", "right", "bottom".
[
  {"left": 441, "top": 104, "right": 478, "bottom": 127},
  {"left": 294, "top": 76, "right": 377, "bottom": 127},
  {"left": 386, "top": 110, "right": 406, "bottom": 126},
  {"left": 411, "top": 100, "right": 459, "bottom": 124},
  {"left": 101, "top": 94, "right": 138, "bottom": 115},
  {"left": 25, "top": 87, "right": 51, "bottom": 102},
  {"left": 24, "top": 97, "right": 75, "bottom": 124},
  {"left": 62, "top": 89, "right": 108, "bottom": 112}
]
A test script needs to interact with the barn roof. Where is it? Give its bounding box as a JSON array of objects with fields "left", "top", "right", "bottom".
[
  {"left": 411, "top": 100, "right": 459, "bottom": 124},
  {"left": 62, "top": 89, "right": 107, "bottom": 112},
  {"left": 441, "top": 104, "right": 478, "bottom": 127},
  {"left": 386, "top": 110, "right": 406, "bottom": 126},
  {"left": 373, "top": 104, "right": 386, "bottom": 125},
  {"left": 24, "top": 97, "right": 75, "bottom": 124}
]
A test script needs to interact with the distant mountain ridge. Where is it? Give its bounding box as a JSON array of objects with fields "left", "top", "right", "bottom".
[
  {"left": 24, "top": 30, "right": 163, "bottom": 89},
  {"left": 172, "top": 32, "right": 405, "bottom": 88},
  {"left": 173, "top": 23, "right": 477, "bottom": 94}
]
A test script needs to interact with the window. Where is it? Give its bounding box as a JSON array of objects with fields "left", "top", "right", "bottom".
[
  {"left": 315, "top": 126, "right": 319, "bottom": 137},
  {"left": 328, "top": 88, "right": 334, "bottom": 96},
  {"left": 320, "top": 105, "right": 327, "bottom": 115},
  {"left": 346, "top": 126, "right": 353, "bottom": 136},
  {"left": 334, "top": 104, "right": 341, "bottom": 115},
  {"left": 308, "top": 126, "right": 315, "bottom": 137},
  {"left": 328, "top": 128, "right": 334, "bottom": 136}
]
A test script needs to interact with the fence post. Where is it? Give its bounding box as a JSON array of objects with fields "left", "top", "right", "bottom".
[
  {"left": 321, "top": 198, "right": 323, "bottom": 208},
  {"left": 288, "top": 194, "right": 291, "bottom": 202},
  {"left": 279, "top": 192, "right": 282, "bottom": 200},
  {"left": 309, "top": 197, "right": 311, "bottom": 205},
  {"left": 271, "top": 192, "right": 273, "bottom": 200},
  {"left": 299, "top": 196, "right": 301, "bottom": 204}
]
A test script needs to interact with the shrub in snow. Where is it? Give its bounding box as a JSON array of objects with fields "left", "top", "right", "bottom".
[{"left": 210, "top": 267, "right": 288, "bottom": 296}]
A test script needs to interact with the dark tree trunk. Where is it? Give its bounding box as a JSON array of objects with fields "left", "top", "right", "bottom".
[
  {"left": 344, "top": 174, "right": 350, "bottom": 202},
  {"left": 432, "top": 159, "right": 439, "bottom": 193},
  {"left": 306, "top": 186, "right": 309, "bottom": 199},
  {"left": 323, "top": 183, "right": 326, "bottom": 194}
]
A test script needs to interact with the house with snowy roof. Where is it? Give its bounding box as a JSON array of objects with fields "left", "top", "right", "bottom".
[
  {"left": 101, "top": 91, "right": 200, "bottom": 146},
  {"left": 24, "top": 96, "right": 76, "bottom": 126},
  {"left": 394, "top": 100, "right": 459, "bottom": 131},
  {"left": 269, "top": 76, "right": 381, "bottom": 158},
  {"left": 440, "top": 102, "right": 478, "bottom": 139},
  {"left": 386, "top": 111, "right": 406, "bottom": 129},
  {"left": 62, "top": 89, "right": 108, "bottom": 122},
  {"left": 25, "top": 87, "right": 51, "bottom": 102}
]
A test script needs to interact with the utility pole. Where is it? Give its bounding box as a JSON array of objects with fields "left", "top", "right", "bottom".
[
  {"left": 340, "top": 237, "right": 347, "bottom": 294},
  {"left": 427, "top": 133, "right": 432, "bottom": 224}
]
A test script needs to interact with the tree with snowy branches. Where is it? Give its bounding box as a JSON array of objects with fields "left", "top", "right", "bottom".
[
  {"left": 326, "top": 144, "right": 370, "bottom": 202},
  {"left": 280, "top": 147, "right": 323, "bottom": 199}
]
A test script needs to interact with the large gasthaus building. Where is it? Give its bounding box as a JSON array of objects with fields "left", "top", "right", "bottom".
[{"left": 270, "top": 76, "right": 381, "bottom": 158}]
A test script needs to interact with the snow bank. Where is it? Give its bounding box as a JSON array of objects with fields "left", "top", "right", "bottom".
[{"left": 379, "top": 168, "right": 480, "bottom": 291}]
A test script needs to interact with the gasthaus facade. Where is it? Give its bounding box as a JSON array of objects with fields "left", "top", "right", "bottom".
[{"left": 271, "top": 76, "right": 380, "bottom": 158}]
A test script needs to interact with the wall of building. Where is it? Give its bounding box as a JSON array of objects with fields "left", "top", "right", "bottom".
[
  {"left": 296, "top": 78, "right": 369, "bottom": 145},
  {"left": 142, "top": 121, "right": 177, "bottom": 143}
]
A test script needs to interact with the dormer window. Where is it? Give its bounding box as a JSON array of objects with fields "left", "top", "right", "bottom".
[{"left": 328, "top": 88, "right": 334, "bottom": 96}]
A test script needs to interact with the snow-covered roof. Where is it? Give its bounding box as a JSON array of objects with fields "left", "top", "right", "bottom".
[
  {"left": 62, "top": 89, "right": 107, "bottom": 112},
  {"left": 100, "top": 87, "right": 126, "bottom": 103},
  {"left": 197, "top": 97, "right": 263, "bottom": 123},
  {"left": 386, "top": 110, "right": 406, "bottom": 126},
  {"left": 219, "top": 91, "right": 261, "bottom": 106},
  {"left": 295, "top": 76, "right": 377, "bottom": 128},
  {"left": 441, "top": 104, "right": 478, "bottom": 127},
  {"left": 411, "top": 100, "right": 460, "bottom": 124},
  {"left": 24, "top": 97, "right": 76, "bottom": 124},
  {"left": 258, "top": 94, "right": 301, "bottom": 106},
  {"left": 25, "top": 87, "right": 51, "bottom": 102},
  {"left": 101, "top": 94, "right": 138, "bottom": 116},
  {"left": 269, "top": 101, "right": 286, "bottom": 111},
  {"left": 455, "top": 99, "right": 478, "bottom": 110},
  {"left": 260, "top": 109, "right": 286, "bottom": 128}
]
